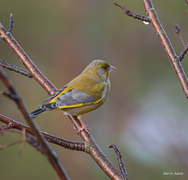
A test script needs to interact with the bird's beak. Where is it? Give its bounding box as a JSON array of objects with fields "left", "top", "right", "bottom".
[{"left": 109, "top": 65, "right": 117, "bottom": 73}]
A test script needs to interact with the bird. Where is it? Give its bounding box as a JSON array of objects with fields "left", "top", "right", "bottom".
[{"left": 30, "top": 60, "right": 116, "bottom": 133}]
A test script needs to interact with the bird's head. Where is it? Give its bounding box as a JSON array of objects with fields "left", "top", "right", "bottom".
[{"left": 82, "top": 60, "right": 116, "bottom": 82}]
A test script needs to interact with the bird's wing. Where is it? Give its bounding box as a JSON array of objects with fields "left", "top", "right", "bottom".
[
  {"left": 42, "top": 84, "right": 105, "bottom": 110},
  {"left": 39, "top": 85, "right": 68, "bottom": 107}
]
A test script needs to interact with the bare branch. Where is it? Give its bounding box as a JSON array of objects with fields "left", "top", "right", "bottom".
[
  {"left": 114, "top": 2, "right": 150, "bottom": 23},
  {"left": 108, "top": 144, "right": 128, "bottom": 180},
  {"left": 173, "top": 24, "right": 188, "bottom": 61},
  {"left": 174, "top": 24, "right": 186, "bottom": 47},
  {"left": 0, "top": 115, "right": 86, "bottom": 152},
  {"left": 116, "top": 0, "right": 188, "bottom": 97},
  {"left": 8, "top": 13, "right": 14, "bottom": 34},
  {"left": 0, "top": 139, "right": 23, "bottom": 150},
  {"left": 0, "top": 22, "right": 56, "bottom": 96},
  {"left": 0, "top": 68, "right": 69, "bottom": 180},
  {"left": 178, "top": 43, "right": 188, "bottom": 61},
  {"left": 141, "top": 0, "right": 188, "bottom": 97},
  {"left": 0, "top": 59, "right": 32, "bottom": 78}
]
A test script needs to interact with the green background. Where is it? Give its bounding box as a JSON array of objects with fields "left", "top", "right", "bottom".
[{"left": 0, "top": 0, "right": 188, "bottom": 179}]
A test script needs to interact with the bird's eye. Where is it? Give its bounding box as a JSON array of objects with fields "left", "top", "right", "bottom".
[{"left": 103, "top": 65, "right": 108, "bottom": 69}]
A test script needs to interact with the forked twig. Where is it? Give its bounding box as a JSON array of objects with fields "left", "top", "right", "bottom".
[
  {"left": 115, "top": 2, "right": 150, "bottom": 23},
  {"left": 174, "top": 24, "right": 186, "bottom": 47},
  {"left": 174, "top": 24, "right": 188, "bottom": 61},
  {"left": 0, "top": 59, "right": 32, "bottom": 78}
]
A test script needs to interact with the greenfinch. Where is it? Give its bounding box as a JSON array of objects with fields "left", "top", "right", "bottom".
[{"left": 30, "top": 60, "right": 116, "bottom": 133}]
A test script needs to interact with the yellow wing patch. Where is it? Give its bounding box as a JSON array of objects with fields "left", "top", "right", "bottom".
[
  {"left": 57, "top": 98, "right": 102, "bottom": 109},
  {"left": 49, "top": 86, "right": 71, "bottom": 103}
]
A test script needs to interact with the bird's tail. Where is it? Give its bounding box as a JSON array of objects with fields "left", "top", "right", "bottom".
[{"left": 30, "top": 108, "right": 46, "bottom": 119}]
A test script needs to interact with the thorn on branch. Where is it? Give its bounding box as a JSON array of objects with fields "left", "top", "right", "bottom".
[
  {"left": 8, "top": 13, "right": 14, "bottom": 34},
  {"left": 0, "top": 59, "right": 32, "bottom": 78},
  {"left": 108, "top": 144, "right": 128, "bottom": 180},
  {"left": 114, "top": 2, "right": 150, "bottom": 23}
]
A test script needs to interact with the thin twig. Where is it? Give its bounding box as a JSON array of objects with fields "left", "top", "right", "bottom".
[
  {"left": 0, "top": 59, "right": 32, "bottom": 78},
  {"left": 108, "top": 144, "right": 128, "bottom": 180},
  {"left": 8, "top": 13, "right": 14, "bottom": 34},
  {"left": 19, "top": 128, "right": 26, "bottom": 153},
  {"left": 114, "top": 2, "right": 150, "bottom": 23},
  {"left": 0, "top": 140, "right": 23, "bottom": 150},
  {"left": 174, "top": 24, "right": 188, "bottom": 61},
  {"left": 174, "top": 24, "right": 186, "bottom": 47},
  {"left": 178, "top": 43, "right": 188, "bottom": 61},
  {"left": 1, "top": 90, "right": 18, "bottom": 102}
]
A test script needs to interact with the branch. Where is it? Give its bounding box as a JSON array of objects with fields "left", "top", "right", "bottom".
[
  {"left": 142, "top": 0, "right": 188, "bottom": 97},
  {"left": 178, "top": 43, "right": 188, "bottom": 61},
  {"left": 0, "top": 23, "right": 56, "bottom": 95},
  {"left": 0, "top": 59, "right": 32, "bottom": 78},
  {"left": 108, "top": 144, "right": 128, "bottom": 180},
  {"left": 0, "top": 68, "right": 69, "bottom": 180},
  {"left": 174, "top": 24, "right": 186, "bottom": 47},
  {"left": 0, "top": 114, "right": 86, "bottom": 152},
  {"left": 116, "top": 0, "right": 188, "bottom": 98},
  {"left": 8, "top": 13, "right": 14, "bottom": 34},
  {"left": 114, "top": 2, "right": 150, "bottom": 23},
  {"left": 0, "top": 15, "right": 126, "bottom": 179},
  {"left": 174, "top": 24, "right": 188, "bottom": 61}
]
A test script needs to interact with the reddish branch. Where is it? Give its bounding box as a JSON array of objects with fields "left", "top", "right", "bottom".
[
  {"left": 142, "top": 0, "right": 188, "bottom": 95},
  {"left": 116, "top": 0, "right": 188, "bottom": 98},
  {"left": 174, "top": 24, "right": 188, "bottom": 61},
  {"left": 8, "top": 13, "right": 14, "bottom": 34},
  {"left": 0, "top": 114, "right": 86, "bottom": 151},
  {"left": 115, "top": 3, "right": 150, "bottom": 23},
  {"left": 0, "top": 59, "right": 32, "bottom": 78},
  {"left": 109, "top": 144, "right": 128, "bottom": 179},
  {"left": 0, "top": 15, "right": 126, "bottom": 179},
  {"left": 174, "top": 24, "right": 186, "bottom": 48},
  {"left": 0, "top": 68, "right": 69, "bottom": 180},
  {"left": 0, "top": 24, "right": 56, "bottom": 96}
]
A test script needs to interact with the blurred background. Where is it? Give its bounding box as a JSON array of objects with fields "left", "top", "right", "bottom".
[{"left": 0, "top": 0, "right": 188, "bottom": 179}]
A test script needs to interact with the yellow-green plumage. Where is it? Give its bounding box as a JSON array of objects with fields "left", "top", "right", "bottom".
[{"left": 30, "top": 60, "right": 116, "bottom": 119}]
